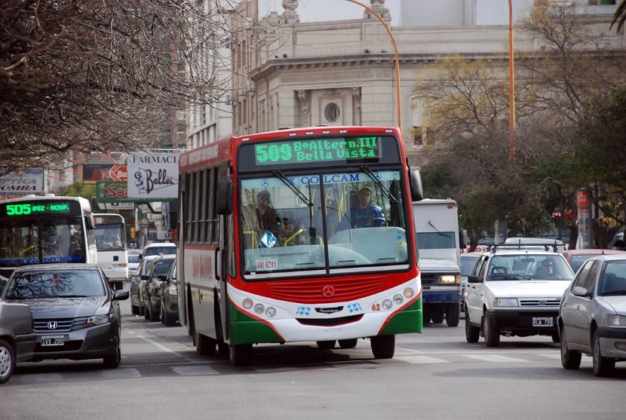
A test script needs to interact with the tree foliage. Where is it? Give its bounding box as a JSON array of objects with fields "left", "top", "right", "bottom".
[{"left": 0, "top": 0, "right": 234, "bottom": 173}]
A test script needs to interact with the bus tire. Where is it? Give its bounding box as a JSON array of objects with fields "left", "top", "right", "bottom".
[
  {"left": 446, "top": 303, "right": 460, "bottom": 327},
  {"left": 196, "top": 333, "right": 217, "bottom": 357},
  {"left": 229, "top": 344, "right": 252, "bottom": 366},
  {"left": 371, "top": 335, "right": 395, "bottom": 359},
  {"left": 338, "top": 339, "right": 358, "bottom": 349},
  {"left": 317, "top": 340, "right": 336, "bottom": 350}
]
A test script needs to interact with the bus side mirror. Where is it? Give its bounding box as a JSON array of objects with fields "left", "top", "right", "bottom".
[
  {"left": 85, "top": 216, "right": 95, "bottom": 230},
  {"left": 216, "top": 177, "right": 232, "bottom": 215},
  {"left": 409, "top": 168, "right": 423, "bottom": 202}
]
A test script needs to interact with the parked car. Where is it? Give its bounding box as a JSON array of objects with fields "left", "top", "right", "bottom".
[
  {"left": 465, "top": 249, "right": 575, "bottom": 346},
  {"left": 562, "top": 249, "right": 626, "bottom": 273},
  {"left": 0, "top": 302, "right": 36, "bottom": 384},
  {"left": 160, "top": 260, "right": 179, "bottom": 326},
  {"left": 559, "top": 255, "right": 626, "bottom": 376},
  {"left": 142, "top": 242, "right": 176, "bottom": 259},
  {"left": 130, "top": 255, "right": 160, "bottom": 316},
  {"left": 127, "top": 250, "right": 142, "bottom": 277},
  {"left": 1, "top": 264, "right": 129, "bottom": 369},
  {"left": 504, "top": 237, "right": 566, "bottom": 252},
  {"left": 140, "top": 255, "right": 176, "bottom": 322}
]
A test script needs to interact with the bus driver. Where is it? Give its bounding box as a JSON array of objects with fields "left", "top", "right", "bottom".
[{"left": 351, "top": 187, "right": 385, "bottom": 228}]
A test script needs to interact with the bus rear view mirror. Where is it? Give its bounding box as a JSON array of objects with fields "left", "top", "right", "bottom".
[
  {"left": 216, "top": 177, "right": 232, "bottom": 215},
  {"left": 409, "top": 168, "right": 423, "bottom": 202}
]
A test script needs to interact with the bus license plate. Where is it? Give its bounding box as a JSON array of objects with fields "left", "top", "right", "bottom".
[
  {"left": 41, "top": 336, "right": 65, "bottom": 347},
  {"left": 532, "top": 317, "right": 553, "bottom": 327}
]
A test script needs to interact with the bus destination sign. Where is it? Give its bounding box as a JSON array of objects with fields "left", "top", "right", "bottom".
[
  {"left": 255, "top": 137, "right": 380, "bottom": 166},
  {"left": 2, "top": 202, "right": 72, "bottom": 217}
]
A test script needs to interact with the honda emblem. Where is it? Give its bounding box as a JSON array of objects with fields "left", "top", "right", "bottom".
[{"left": 47, "top": 321, "right": 58, "bottom": 330}]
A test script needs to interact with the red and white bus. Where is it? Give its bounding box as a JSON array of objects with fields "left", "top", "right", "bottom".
[{"left": 178, "top": 126, "right": 423, "bottom": 365}]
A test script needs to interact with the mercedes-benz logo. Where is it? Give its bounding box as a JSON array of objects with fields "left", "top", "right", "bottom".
[
  {"left": 47, "top": 321, "right": 58, "bottom": 330},
  {"left": 321, "top": 285, "right": 335, "bottom": 298}
]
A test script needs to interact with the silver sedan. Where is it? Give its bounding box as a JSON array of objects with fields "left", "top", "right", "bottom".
[{"left": 559, "top": 255, "right": 626, "bottom": 376}]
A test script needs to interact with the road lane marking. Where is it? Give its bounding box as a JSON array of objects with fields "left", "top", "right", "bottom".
[
  {"left": 464, "top": 354, "right": 529, "bottom": 363},
  {"left": 99, "top": 368, "right": 142, "bottom": 380},
  {"left": 395, "top": 355, "right": 448, "bottom": 364},
  {"left": 171, "top": 365, "right": 219, "bottom": 376},
  {"left": 129, "top": 331, "right": 195, "bottom": 363}
]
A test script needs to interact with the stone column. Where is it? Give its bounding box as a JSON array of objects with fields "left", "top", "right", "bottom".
[{"left": 283, "top": 0, "right": 299, "bottom": 24}]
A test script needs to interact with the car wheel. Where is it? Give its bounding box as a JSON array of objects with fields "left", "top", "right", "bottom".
[
  {"left": 552, "top": 331, "right": 560, "bottom": 344},
  {"left": 144, "top": 304, "right": 151, "bottom": 321},
  {"left": 465, "top": 311, "right": 480, "bottom": 344},
  {"left": 560, "top": 328, "right": 581, "bottom": 370},
  {"left": 483, "top": 314, "right": 500, "bottom": 347},
  {"left": 162, "top": 304, "right": 176, "bottom": 327},
  {"left": 149, "top": 303, "right": 159, "bottom": 322},
  {"left": 338, "top": 339, "right": 358, "bottom": 349},
  {"left": 0, "top": 339, "right": 16, "bottom": 384},
  {"left": 229, "top": 344, "right": 252, "bottom": 366},
  {"left": 102, "top": 338, "right": 121, "bottom": 369},
  {"left": 446, "top": 304, "right": 460, "bottom": 327},
  {"left": 316, "top": 340, "right": 336, "bottom": 350},
  {"left": 371, "top": 335, "right": 395, "bottom": 359},
  {"left": 592, "top": 333, "right": 615, "bottom": 377}
]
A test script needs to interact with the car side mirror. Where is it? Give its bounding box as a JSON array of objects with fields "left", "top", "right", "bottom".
[
  {"left": 467, "top": 275, "right": 482, "bottom": 284},
  {"left": 140, "top": 275, "right": 149, "bottom": 281},
  {"left": 409, "top": 168, "right": 423, "bottom": 202},
  {"left": 113, "top": 290, "right": 129, "bottom": 301},
  {"left": 572, "top": 286, "right": 590, "bottom": 298}
]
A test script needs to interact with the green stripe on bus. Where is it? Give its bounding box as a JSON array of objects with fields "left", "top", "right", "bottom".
[
  {"left": 381, "top": 299, "right": 423, "bottom": 335},
  {"left": 229, "top": 303, "right": 283, "bottom": 345}
]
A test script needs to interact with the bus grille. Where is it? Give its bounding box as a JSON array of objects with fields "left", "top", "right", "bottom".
[
  {"left": 268, "top": 278, "right": 389, "bottom": 303},
  {"left": 297, "top": 315, "right": 363, "bottom": 326}
]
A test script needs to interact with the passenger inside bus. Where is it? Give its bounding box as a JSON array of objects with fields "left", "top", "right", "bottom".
[{"left": 255, "top": 190, "right": 281, "bottom": 235}]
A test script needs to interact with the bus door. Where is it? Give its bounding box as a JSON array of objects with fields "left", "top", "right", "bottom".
[{"left": 215, "top": 165, "right": 231, "bottom": 342}]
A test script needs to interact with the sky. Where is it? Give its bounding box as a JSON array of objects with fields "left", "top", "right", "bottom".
[{"left": 258, "top": 0, "right": 535, "bottom": 26}]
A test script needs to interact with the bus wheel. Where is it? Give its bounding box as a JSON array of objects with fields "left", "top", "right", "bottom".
[
  {"left": 446, "top": 304, "right": 460, "bottom": 327},
  {"left": 317, "top": 340, "right": 336, "bottom": 350},
  {"left": 371, "top": 335, "right": 395, "bottom": 359},
  {"left": 196, "top": 333, "right": 217, "bottom": 357},
  {"left": 338, "top": 339, "right": 358, "bottom": 349},
  {"left": 229, "top": 344, "right": 252, "bottom": 366}
]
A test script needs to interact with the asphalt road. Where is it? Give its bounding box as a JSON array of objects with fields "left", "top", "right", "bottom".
[{"left": 2, "top": 298, "right": 625, "bottom": 420}]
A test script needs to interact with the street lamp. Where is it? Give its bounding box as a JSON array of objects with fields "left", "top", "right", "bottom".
[
  {"left": 508, "top": 0, "right": 517, "bottom": 160},
  {"left": 345, "top": 0, "right": 402, "bottom": 130}
]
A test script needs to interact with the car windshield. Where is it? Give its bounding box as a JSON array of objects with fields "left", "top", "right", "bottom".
[
  {"left": 598, "top": 261, "right": 626, "bottom": 296},
  {"left": 153, "top": 259, "right": 174, "bottom": 276},
  {"left": 95, "top": 224, "right": 125, "bottom": 251},
  {"left": 128, "top": 255, "right": 140, "bottom": 264},
  {"left": 6, "top": 270, "right": 105, "bottom": 299},
  {"left": 487, "top": 255, "right": 574, "bottom": 281},
  {"left": 460, "top": 256, "right": 480, "bottom": 276},
  {"left": 0, "top": 219, "right": 86, "bottom": 266},
  {"left": 569, "top": 255, "right": 593, "bottom": 273},
  {"left": 144, "top": 246, "right": 176, "bottom": 257},
  {"left": 416, "top": 232, "right": 455, "bottom": 249},
  {"left": 239, "top": 170, "right": 408, "bottom": 276}
]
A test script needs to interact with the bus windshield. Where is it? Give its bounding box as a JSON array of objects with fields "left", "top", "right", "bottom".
[
  {"left": 95, "top": 224, "right": 126, "bottom": 251},
  {"left": 240, "top": 169, "right": 408, "bottom": 276},
  {"left": 0, "top": 219, "right": 86, "bottom": 266}
]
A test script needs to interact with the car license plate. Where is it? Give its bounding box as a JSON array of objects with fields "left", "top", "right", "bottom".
[
  {"left": 532, "top": 317, "right": 553, "bottom": 327},
  {"left": 41, "top": 335, "right": 65, "bottom": 347}
]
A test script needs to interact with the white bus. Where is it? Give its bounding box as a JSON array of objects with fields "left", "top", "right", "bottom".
[
  {"left": 0, "top": 195, "right": 98, "bottom": 278},
  {"left": 94, "top": 213, "right": 128, "bottom": 290}
]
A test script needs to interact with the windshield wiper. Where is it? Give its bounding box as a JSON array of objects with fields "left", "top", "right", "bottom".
[
  {"left": 428, "top": 220, "right": 449, "bottom": 237},
  {"left": 359, "top": 166, "right": 398, "bottom": 203},
  {"left": 272, "top": 170, "right": 313, "bottom": 208}
]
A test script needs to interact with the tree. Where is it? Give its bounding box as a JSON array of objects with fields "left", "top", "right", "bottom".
[
  {"left": 0, "top": 1, "right": 235, "bottom": 173},
  {"left": 612, "top": 0, "right": 626, "bottom": 33}
]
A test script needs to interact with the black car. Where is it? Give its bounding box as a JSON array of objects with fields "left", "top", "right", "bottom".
[
  {"left": 0, "top": 302, "right": 36, "bottom": 384},
  {"left": 159, "top": 260, "right": 179, "bottom": 326},
  {"left": 140, "top": 255, "right": 176, "bottom": 322},
  {"left": 1, "top": 264, "right": 129, "bottom": 369}
]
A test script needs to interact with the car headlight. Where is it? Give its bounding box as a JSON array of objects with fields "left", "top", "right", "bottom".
[
  {"left": 493, "top": 298, "right": 519, "bottom": 307},
  {"left": 440, "top": 275, "right": 461, "bottom": 284},
  {"left": 86, "top": 314, "right": 111, "bottom": 327},
  {"left": 168, "top": 285, "right": 178, "bottom": 295},
  {"left": 608, "top": 314, "right": 626, "bottom": 327}
]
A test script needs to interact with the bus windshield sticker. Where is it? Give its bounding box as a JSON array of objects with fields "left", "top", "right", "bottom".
[
  {"left": 254, "top": 137, "right": 380, "bottom": 166},
  {"left": 243, "top": 172, "right": 400, "bottom": 189}
]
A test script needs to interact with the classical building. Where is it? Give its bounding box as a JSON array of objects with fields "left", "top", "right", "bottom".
[{"left": 231, "top": 0, "right": 621, "bottom": 158}]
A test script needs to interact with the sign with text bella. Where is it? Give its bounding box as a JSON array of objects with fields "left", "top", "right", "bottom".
[{"left": 127, "top": 151, "right": 180, "bottom": 200}]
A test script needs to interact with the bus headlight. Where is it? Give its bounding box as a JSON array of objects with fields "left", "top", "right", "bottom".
[
  {"left": 265, "top": 307, "right": 277, "bottom": 318},
  {"left": 403, "top": 287, "right": 415, "bottom": 299},
  {"left": 393, "top": 294, "right": 404, "bottom": 306},
  {"left": 254, "top": 303, "right": 265, "bottom": 315},
  {"left": 243, "top": 298, "right": 253, "bottom": 310},
  {"left": 382, "top": 299, "right": 393, "bottom": 311}
]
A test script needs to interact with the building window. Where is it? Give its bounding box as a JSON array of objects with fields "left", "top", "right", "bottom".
[
  {"left": 589, "top": 0, "right": 616, "bottom": 4},
  {"left": 324, "top": 102, "right": 341, "bottom": 123}
]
